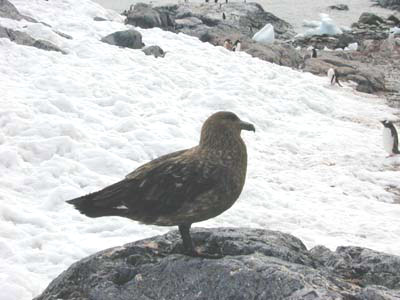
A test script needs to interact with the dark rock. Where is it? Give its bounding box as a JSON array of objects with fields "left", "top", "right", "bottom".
[
  {"left": 125, "top": 2, "right": 295, "bottom": 41},
  {"left": 387, "top": 14, "right": 400, "bottom": 25},
  {"left": 94, "top": 16, "right": 108, "bottom": 21},
  {"left": 374, "top": 0, "right": 400, "bottom": 11},
  {"left": 101, "top": 29, "right": 144, "bottom": 49},
  {"left": 294, "top": 34, "right": 358, "bottom": 51},
  {"left": 53, "top": 30, "right": 73, "bottom": 40},
  {"left": 0, "top": 0, "right": 38, "bottom": 22},
  {"left": 358, "top": 12, "right": 385, "bottom": 26},
  {"left": 125, "top": 3, "right": 175, "bottom": 29},
  {"left": 311, "top": 245, "right": 400, "bottom": 289},
  {"left": 142, "top": 45, "right": 166, "bottom": 58},
  {"left": 33, "top": 39, "right": 65, "bottom": 53},
  {"left": 0, "top": 26, "right": 35, "bottom": 44},
  {"left": 245, "top": 42, "right": 304, "bottom": 68},
  {"left": 328, "top": 4, "right": 349, "bottom": 11},
  {"left": 34, "top": 228, "right": 400, "bottom": 300},
  {"left": 0, "top": 25, "right": 66, "bottom": 54},
  {"left": 0, "top": 0, "right": 23, "bottom": 20}
]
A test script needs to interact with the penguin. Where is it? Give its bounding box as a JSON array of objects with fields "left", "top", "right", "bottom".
[
  {"left": 215, "top": 0, "right": 218, "bottom": 3},
  {"left": 312, "top": 48, "right": 317, "bottom": 58},
  {"left": 327, "top": 68, "right": 342, "bottom": 87},
  {"left": 232, "top": 39, "right": 241, "bottom": 52},
  {"left": 226, "top": 0, "right": 228, "bottom": 3},
  {"left": 223, "top": 39, "right": 233, "bottom": 50},
  {"left": 381, "top": 120, "right": 400, "bottom": 156},
  {"left": 222, "top": 12, "right": 226, "bottom": 20}
]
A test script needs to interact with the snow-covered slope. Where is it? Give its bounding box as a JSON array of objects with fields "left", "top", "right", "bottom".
[{"left": 1, "top": 0, "right": 400, "bottom": 299}]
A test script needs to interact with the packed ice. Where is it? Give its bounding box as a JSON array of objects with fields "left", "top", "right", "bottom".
[
  {"left": 252, "top": 23, "right": 275, "bottom": 44},
  {"left": 302, "top": 13, "right": 343, "bottom": 36}
]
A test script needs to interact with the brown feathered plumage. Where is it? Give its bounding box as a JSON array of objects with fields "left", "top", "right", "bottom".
[{"left": 67, "top": 111, "right": 255, "bottom": 257}]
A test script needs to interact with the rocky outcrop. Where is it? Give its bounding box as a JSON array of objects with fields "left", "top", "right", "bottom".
[
  {"left": 142, "top": 45, "right": 166, "bottom": 58},
  {"left": 294, "top": 13, "right": 397, "bottom": 51},
  {"left": 125, "top": 3, "right": 175, "bottom": 30},
  {"left": 302, "top": 51, "right": 386, "bottom": 93},
  {"left": 34, "top": 228, "right": 400, "bottom": 300},
  {"left": 0, "top": 25, "right": 65, "bottom": 53},
  {"left": 388, "top": 14, "right": 400, "bottom": 25},
  {"left": 124, "top": 3, "right": 301, "bottom": 68},
  {"left": 246, "top": 42, "right": 303, "bottom": 68},
  {"left": 358, "top": 12, "right": 385, "bottom": 26},
  {"left": 374, "top": 0, "right": 400, "bottom": 11},
  {"left": 101, "top": 29, "right": 144, "bottom": 49},
  {"left": 0, "top": 0, "right": 70, "bottom": 52},
  {"left": 328, "top": 4, "right": 349, "bottom": 11},
  {"left": 125, "top": 2, "right": 296, "bottom": 41},
  {"left": 293, "top": 10, "right": 400, "bottom": 96},
  {"left": 0, "top": 0, "right": 37, "bottom": 22}
]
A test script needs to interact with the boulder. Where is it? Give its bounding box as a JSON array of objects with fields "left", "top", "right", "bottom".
[
  {"left": 358, "top": 12, "right": 385, "bottom": 26},
  {"left": 142, "top": 45, "right": 166, "bottom": 58},
  {"left": 34, "top": 228, "right": 400, "bottom": 300},
  {"left": 387, "top": 14, "right": 400, "bottom": 25},
  {"left": 0, "top": 0, "right": 37, "bottom": 22},
  {"left": 125, "top": 3, "right": 175, "bottom": 29},
  {"left": 328, "top": 4, "right": 349, "bottom": 11},
  {"left": 101, "top": 29, "right": 144, "bottom": 49}
]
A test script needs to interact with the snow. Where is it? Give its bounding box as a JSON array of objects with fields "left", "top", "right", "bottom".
[
  {"left": 390, "top": 26, "right": 400, "bottom": 36},
  {"left": 252, "top": 23, "right": 275, "bottom": 44},
  {"left": 346, "top": 42, "right": 358, "bottom": 51},
  {"left": 302, "top": 13, "right": 343, "bottom": 36},
  {"left": 1, "top": 0, "right": 400, "bottom": 299}
]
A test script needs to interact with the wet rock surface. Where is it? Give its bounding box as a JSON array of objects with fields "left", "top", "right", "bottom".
[{"left": 35, "top": 228, "right": 400, "bottom": 300}]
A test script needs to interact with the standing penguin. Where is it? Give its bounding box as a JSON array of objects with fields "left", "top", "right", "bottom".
[
  {"left": 223, "top": 39, "right": 233, "bottom": 50},
  {"left": 232, "top": 39, "right": 241, "bottom": 52},
  {"left": 381, "top": 120, "right": 400, "bottom": 156},
  {"left": 222, "top": 12, "right": 226, "bottom": 20},
  {"left": 312, "top": 47, "right": 317, "bottom": 58},
  {"left": 327, "top": 68, "right": 343, "bottom": 87}
]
